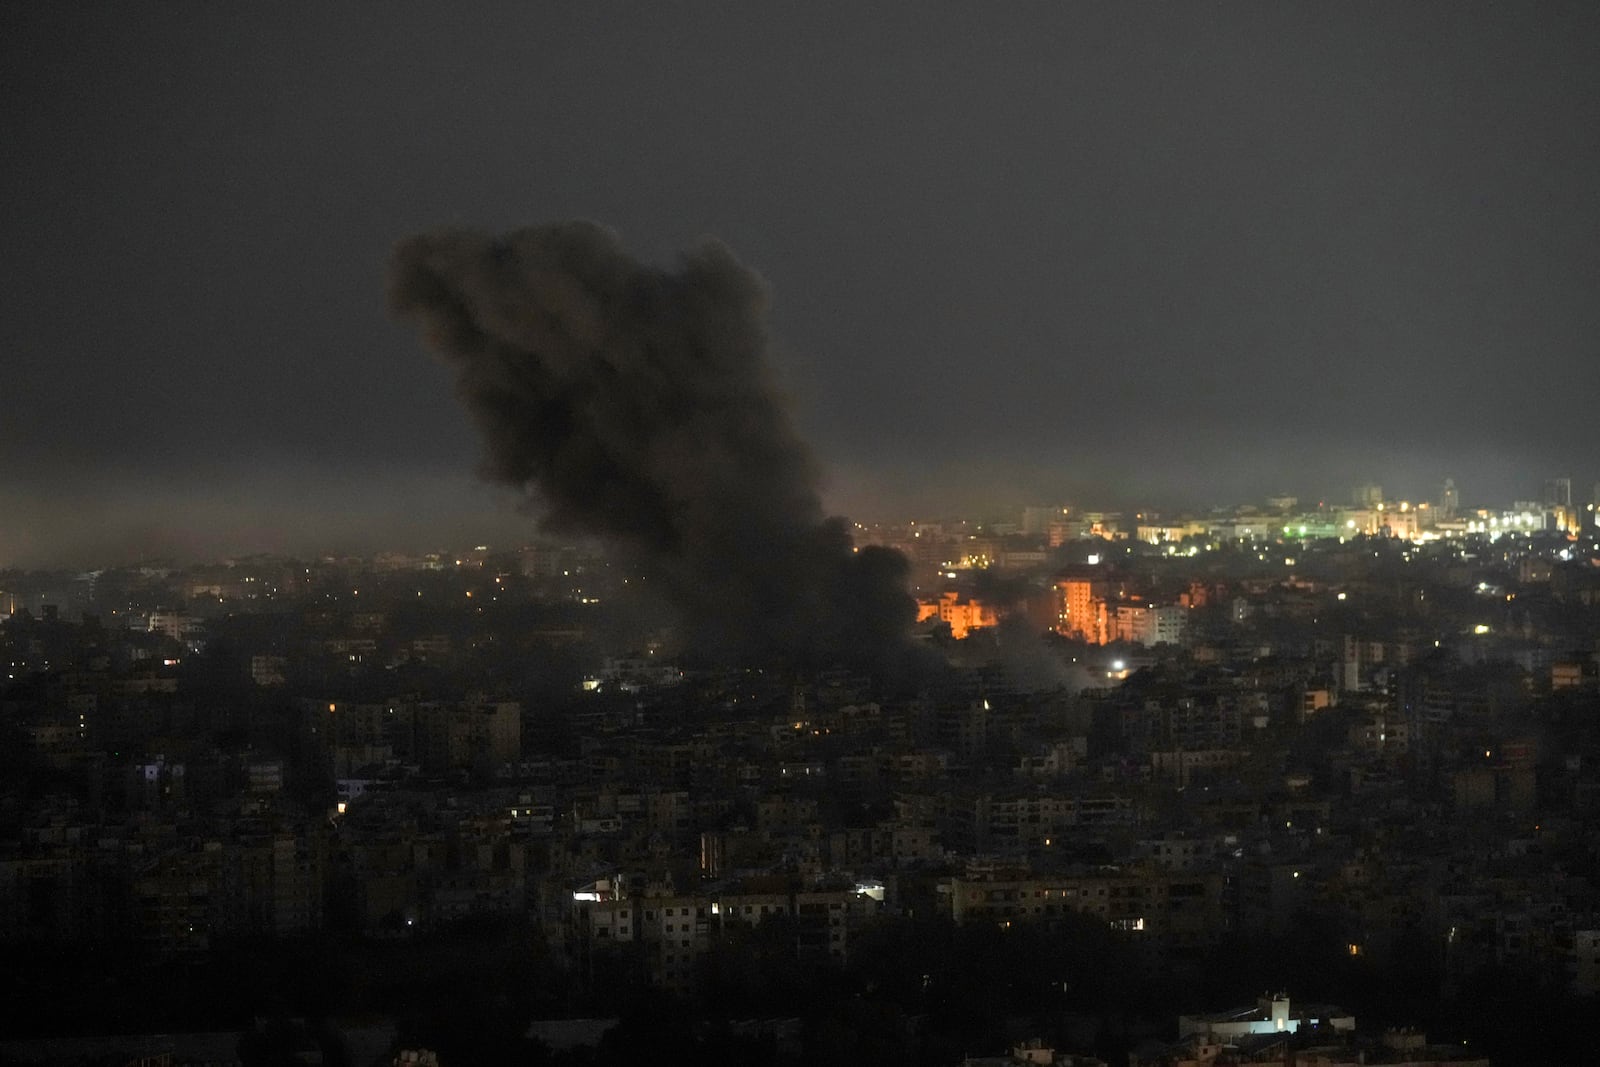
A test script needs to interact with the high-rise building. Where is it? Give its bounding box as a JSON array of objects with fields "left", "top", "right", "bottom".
[
  {"left": 1353, "top": 484, "right": 1383, "bottom": 508},
  {"left": 1543, "top": 478, "right": 1572, "bottom": 509},
  {"left": 1439, "top": 478, "right": 1459, "bottom": 520},
  {"left": 1543, "top": 478, "right": 1576, "bottom": 533},
  {"left": 1021, "top": 505, "right": 1070, "bottom": 536},
  {"left": 1054, "top": 571, "right": 1112, "bottom": 644}
]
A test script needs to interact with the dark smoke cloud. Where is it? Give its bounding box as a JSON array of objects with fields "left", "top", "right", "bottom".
[{"left": 388, "top": 221, "right": 915, "bottom": 666}]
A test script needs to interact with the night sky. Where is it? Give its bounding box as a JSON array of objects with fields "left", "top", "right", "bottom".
[{"left": 5, "top": 4, "right": 1599, "bottom": 566}]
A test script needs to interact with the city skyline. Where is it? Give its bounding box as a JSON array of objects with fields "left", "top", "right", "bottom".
[
  {"left": 6, "top": 5, "right": 1600, "bottom": 565},
  {"left": 0, "top": 464, "right": 1593, "bottom": 571},
  {"left": 0, "top": 469, "right": 1591, "bottom": 576}
]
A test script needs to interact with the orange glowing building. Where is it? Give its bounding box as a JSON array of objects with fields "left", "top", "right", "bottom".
[
  {"left": 1053, "top": 574, "right": 1111, "bottom": 644},
  {"left": 917, "top": 590, "right": 1000, "bottom": 639}
]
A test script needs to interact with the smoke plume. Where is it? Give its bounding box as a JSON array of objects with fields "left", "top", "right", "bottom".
[{"left": 388, "top": 221, "right": 915, "bottom": 666}]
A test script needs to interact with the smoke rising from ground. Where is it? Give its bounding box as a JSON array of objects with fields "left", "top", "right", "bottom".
[{"left": 388, "top": 221, "right": 915, "bottom": 666}]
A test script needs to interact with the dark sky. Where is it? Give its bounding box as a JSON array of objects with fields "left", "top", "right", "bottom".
[{"left": 4, "top": 3, "right": 1599, "bottom": 566}]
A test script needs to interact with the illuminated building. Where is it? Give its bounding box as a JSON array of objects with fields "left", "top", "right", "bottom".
[
  {"left": 916, "top": 590, "right": 1000, "bottom": 639},
  {"left": 1054, "top": 573, "right": 1111, "bottom": 643},
  {"left": 1178, "top": 994, "right": 1355, "bottom": 1040},
  {"left": 1137, "top": 520, "right": 1208, "bottom": 544},
  {"left": 1378, "top": 503, "right": 1420, "bottom": 539},
  {"left": 1079, "top": 511, "right": 1123, "bottom": 539},
  {"left": 1339, "top": 508, "right": 1379, "bottom": 535},
  {"left": 1219, "top": 515, "right": 1276, "bottom": 540}
]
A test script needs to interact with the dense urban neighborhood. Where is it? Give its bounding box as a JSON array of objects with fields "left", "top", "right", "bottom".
[{"left": 7, "top": 489, "right": 1600, "bottom": 1064}]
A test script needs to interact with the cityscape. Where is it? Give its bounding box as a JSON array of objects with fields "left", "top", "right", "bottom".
[
  {"left": 6, "top": 476, "right": 1600, "bottom": 1064},
  {"left": 8, "top": 4, "right": 1600, "bottom": 1067}
]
